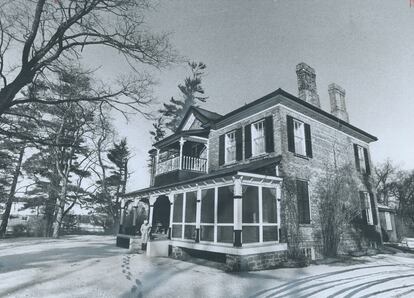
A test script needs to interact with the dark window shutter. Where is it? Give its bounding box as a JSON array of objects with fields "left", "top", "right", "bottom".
[
  {"left": 369, "top": 193, "right": 377, "bottom": 225},
  {"left": 364, "top": 148, "right": 371, "bottom": 175},
  {"left": 354, "top": 144, "right": 360, "bottom": 172},
  {"left": 264, "top": 116, "right": 274, "bottom": 153},
  {"left": 359, "top": 191, "right": 367, "bottom": 224},
  {"left": 219, "top": 134, "right": 225, "bottom": 166},
  {"left": 244, "top": 124, "right": 252, "bottom": 159},
  {"left": 304, "top": 123, "right": 312, "bottom": 158},
  {"left": 287, "top": 115, "right": 295, "bottom": 153},
  {"left": 296, "top": 180, "right": 310, "bottom": 224},
  {"left": 235, "top": 128, "right": 243, "bottom": 161}
]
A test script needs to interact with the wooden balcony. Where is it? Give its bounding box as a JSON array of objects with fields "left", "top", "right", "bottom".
[{"left": 156, "top": 155, "right": 207, "bottom": 176}]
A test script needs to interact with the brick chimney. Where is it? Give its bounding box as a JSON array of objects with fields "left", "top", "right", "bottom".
[
  {"left": 328, "top": 83, "right": 349, "bottom": 122},
  {"left": 296, "top": 62, "right": 321, "bottom": 108}
]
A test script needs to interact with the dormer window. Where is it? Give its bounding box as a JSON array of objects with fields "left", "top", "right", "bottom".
[
  {"left": 252, "top": 120, "right": 265, "bottom": 156},
  {"left": 225, "top": 131, "right": 237, "bottom": 163}
]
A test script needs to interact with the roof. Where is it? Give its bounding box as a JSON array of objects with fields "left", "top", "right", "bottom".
[
  {"left": 212, "top": 88, "right": 377, "bottom": 142},
  {"left": 124, "top": 155, "right": 282, "bottom": 198},
  {"left": 175, "top": 106, "right": 222, "bottom": 132}
]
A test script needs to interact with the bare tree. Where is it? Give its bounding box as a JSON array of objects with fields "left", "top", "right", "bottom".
[
  {"left": 0, "top": 0, "right": 176, "bottom": 116},
  {"left": 375, "top": 159, "right": 397, "bottom": 205}
]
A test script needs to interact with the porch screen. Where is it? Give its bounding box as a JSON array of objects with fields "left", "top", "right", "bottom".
[
  {"left": 242, "top": 185, "right": 259, "bottom": 243},
  {"left": 262, "top": 187, "right": 278, "bottom": 241},
  {"left": 217, "top": 185, "right": 233, "bottom": 243},
  {"left": 172, "top": 193, "right": 183, "bottom": 238},
  {"left": 184, "top": 191, "right": 197, "bottom": 240},
  {"left": 200, "top": 188, "right": 215, "bottom": 241}
]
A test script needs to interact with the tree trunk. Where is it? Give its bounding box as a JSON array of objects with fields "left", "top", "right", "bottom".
[
  {"left": 113, "top": 216, "right": 120, "bottom": 236},
  {"left": 52, "top": 180, "right": 68, "bottom": 238},
  {"left": 44, "top": 171, "right": 60, "bottom": 237},
  {"left": 0, "top": 146, "right": 25, "bottom": 238}
]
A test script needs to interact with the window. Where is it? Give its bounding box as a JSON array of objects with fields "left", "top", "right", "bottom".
[
  {"left": 252, "top": 120, "right": 265, "bottom": 156},
  {"left": 354, "top": 144, "right": 369, "bottom": 174},
  {"left": 293, "top": 120, "right": 306, "bottom": 156},
  {"left": 385, "top": 212, "right": 392, "bottom": 231},
  {"left": 362, "top": 192, "right": 373, "bottom": 225},
  {"left": 296, "top": 180, "right": 310, "bottom": 224},
  {"left": 287, "top": 115, "right": 312, "bottom": 158},
  {"left": 242, "top": 185, "right": 279, "bottom": 244},
  {"left": 225, "top": 131, "right": 236, "bottom": 163}
]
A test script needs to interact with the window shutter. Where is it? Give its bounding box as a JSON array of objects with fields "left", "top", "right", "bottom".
[
  {"left": 244, "top": 124, "right": 252, "bottom": 159},
  {"left": 296, "top": 180, "right": 310, "bottom": 224},
  {"left": 304, "top": 123, "right": 312, "bottom": 158},
  {"left": 369, "top": 193, "right": 377, "bottom": 225},
  {"left": 235, "top": 128, "right": 243, "bottom": 161},
  {"left": 359, "top": 191, "right": 367, "bottom": 224},
  {"left": 219, "top": 134, "right": 225, "bottom": 166},
  {"left": 364, "top": 148, "right": 371, "bottom": 175},
  {"left": 287, "top": 115, "right": 295, "bottom": 153},
  {"left": 264, "top": 116, "right": 274, "bottom": 153},
  {"left": 354, "top": 144, "right": 360, "bottom": 172}
]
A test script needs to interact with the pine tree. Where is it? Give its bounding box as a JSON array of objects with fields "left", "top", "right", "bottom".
[{"left": 160, "top": 62, "right": 207, "bottom": 132}]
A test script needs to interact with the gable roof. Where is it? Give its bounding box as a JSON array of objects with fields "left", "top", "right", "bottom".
[{"left": 176, "top": 106, "right": 222, "bottom": 132}]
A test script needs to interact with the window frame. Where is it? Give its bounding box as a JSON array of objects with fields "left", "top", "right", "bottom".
[
  {"left": 251, "top": 119, "right": 266, "bottom": 157},
  {"left": 362, "top": 191, "right": 374, "bottom": 225},
  {"left": 384, "top": 212, "right": 392, "bottom": 231},
  {"left": 241, "top": 184, "right": 279, "bottom": 244},
  {"left": 224, "top": 130, "right": 237, "bottom": 164},
  {"left": 357, "top": 145, "right": 367, "bottom": 173},
  {"left": 293, "top": 119, "right": 306, "bottom": 156}
]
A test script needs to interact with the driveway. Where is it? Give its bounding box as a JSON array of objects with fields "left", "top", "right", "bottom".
[{"left": 0, "top": 235, "right": 413, "bottom": 297}]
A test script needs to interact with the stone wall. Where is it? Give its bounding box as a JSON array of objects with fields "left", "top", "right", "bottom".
[{"left": 225, "top": 251, "right": 287, "bottom": 272}]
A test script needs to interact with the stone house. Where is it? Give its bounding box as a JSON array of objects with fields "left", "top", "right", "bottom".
[{"left": 117, "top": 62, "right": 380, "bottom": 271}]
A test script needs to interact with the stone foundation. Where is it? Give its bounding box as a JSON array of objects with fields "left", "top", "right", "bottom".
[{"left": 225, "top": 251, "right": 288, "bottom": 272}]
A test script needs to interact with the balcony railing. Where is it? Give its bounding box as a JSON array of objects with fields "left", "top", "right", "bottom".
[{"left": 156, "top": 155, "right": 207, "bottom": 175}]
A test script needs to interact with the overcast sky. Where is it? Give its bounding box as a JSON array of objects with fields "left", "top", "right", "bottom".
[{"left": 88, "top": 0, "right": 414, "bottom": 191}]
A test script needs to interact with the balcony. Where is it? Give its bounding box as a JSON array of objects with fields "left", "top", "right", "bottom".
[{"left": 156, "top": 155, "right": 207, "bottom": 175}]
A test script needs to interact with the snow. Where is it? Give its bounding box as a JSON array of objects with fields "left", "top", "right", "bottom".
[{"left": 1, "top": 235, "right": 414, "bottom": 297}]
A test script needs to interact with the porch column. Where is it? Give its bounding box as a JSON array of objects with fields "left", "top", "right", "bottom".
[
  {"left": 206, "top": 140, "right": 209, "bottom": 173},
  {"left": 179, "top": 137, "right": 185, "bottom": 170},
  {"left": 168, "top": 194, "right": 174, "bottom": 239},
  {"left": 233, "top": 178, "right": 243, "bottom": 247},
  {"left": 276, "top": 184, "right": 282, "bottom": 241},
  {"left": 132, "top": 199, "right": 139, "bottom": 233},
  {"left": 195, "top": 188, "right": 201, "bottom": 243},
  {"left": 155, "top": 149, "right": 160, "bottom": 175},
  {"left": 119, "top": 199, "right": 126, "bottom": 234},
  {"left": 149, "top": 195, "right": 157, "bottom": 228}
]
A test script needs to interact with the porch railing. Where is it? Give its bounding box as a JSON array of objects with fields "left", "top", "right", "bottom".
[{"left": 156, "top": 155, "right": 207, "bottom": 175}]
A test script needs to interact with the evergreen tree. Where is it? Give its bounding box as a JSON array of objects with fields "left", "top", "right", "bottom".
[{"left": 160, "top": 62, "right": 207, "bottom": 132}]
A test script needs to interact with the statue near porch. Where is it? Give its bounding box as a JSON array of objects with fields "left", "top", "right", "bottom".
[{"left": 140, "top": 220, "right": 151, "bottom": 251}]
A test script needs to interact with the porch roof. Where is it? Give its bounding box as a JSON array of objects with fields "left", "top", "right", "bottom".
[{"left": 124, "top": 155, "right": 282, "bottom": 198}]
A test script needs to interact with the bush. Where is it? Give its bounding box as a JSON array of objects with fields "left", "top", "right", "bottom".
[{"left": 12, "top": 224, "right": 27, "bottom": 237}]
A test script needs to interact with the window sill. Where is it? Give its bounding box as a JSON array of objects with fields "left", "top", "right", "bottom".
[{"left": 294, "top": 153, "right": 310, "bottom": 160}]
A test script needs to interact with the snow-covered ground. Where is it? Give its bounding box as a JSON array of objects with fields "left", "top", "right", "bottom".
[{"left": 1, "top": 236, "right": 414, "bottom": 298}]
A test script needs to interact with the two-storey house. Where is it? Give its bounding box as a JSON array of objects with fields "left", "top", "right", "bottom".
[{"left": 117, "top": 62, "right": 380, "bottom": 271}]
